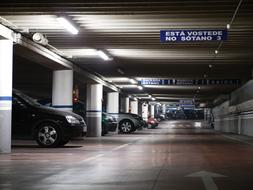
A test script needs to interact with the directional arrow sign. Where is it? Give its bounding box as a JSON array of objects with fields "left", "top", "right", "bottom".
[{"left": 186, "top": 171, "right": 227, "bottom": 190}]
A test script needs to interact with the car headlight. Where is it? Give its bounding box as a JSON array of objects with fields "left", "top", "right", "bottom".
[{"left": 65, "top": 115, "right": 80, "bottom": 124}]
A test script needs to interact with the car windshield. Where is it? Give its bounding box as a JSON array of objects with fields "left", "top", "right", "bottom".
[{"left": 14, "top": 90, "right": 41, "bottom": 106}]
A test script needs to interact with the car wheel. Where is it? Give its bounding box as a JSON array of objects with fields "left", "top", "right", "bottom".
[
  {"left": 35, "top": 122, "right": 62, "bottom": 148},
  {"left": 119, "top": 120, "right": 134, "bottom": 133}
]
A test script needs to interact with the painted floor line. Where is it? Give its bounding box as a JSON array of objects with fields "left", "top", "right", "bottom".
[
  {"left": 81, "top": 153, "right": 105, "bottom": 162},
  {"left": 112, "top": 143, "right": 129, "bottom": 151},
  {"left": 223, "top": 135, "right": 253, "bottom": 146}
]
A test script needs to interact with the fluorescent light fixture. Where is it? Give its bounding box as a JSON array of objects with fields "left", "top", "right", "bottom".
[
  {"left": 151, "top": 97, "right": 156, "bottom": 101},
  {"left": 106, "top": 77, "right": 130, "bottom": 82},
  {"left": 215, "top": 50, "right": 218, "bottom": 54},
  {"left": 117, "top": 84, "right": 138, "bottom": 88},
  {"left": 137, "top": 85, "right": 143, "bottom": 90},
  {"left": 97, "top": 50, "right": 111, "bottom": 61},
  {"left": 56, "top": 17, "right": 78, "bottom": 35},
  {"left": 59, "top": 48, "right": 97, "bottom": 58},
  {"left": 198, "top": 86, "right": 201, "bottom": 90},
  {"left": 129, "top": 79, "right": 137, "bottom": 84},
  {"left": 148, "top": 95, "right": 152, "bottom": 98}
]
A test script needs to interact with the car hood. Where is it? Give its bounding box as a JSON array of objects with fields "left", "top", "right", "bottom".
[{"left": 34, "top": 105, "right": 84, "bottom": 120}]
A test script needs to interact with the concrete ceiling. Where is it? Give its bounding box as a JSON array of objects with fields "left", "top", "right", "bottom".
[{"left": 0, "top": 0, "right": 252, "bottom": 103}]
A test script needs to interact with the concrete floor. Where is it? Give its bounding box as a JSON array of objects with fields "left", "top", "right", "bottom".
[{"left": 1, "top": 120, "right": 253, "bottom": 190}]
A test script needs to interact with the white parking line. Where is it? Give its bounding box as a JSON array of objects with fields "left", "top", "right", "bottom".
[
  {"left": 81, "top": 143, "right": 130, "bottom": 162},
  {"left": 81, "top": 153, "right": 105, "bottom": 162},
  {"left": 223, "top": 135, "right": 253, "bottom": 146},
  {"left": 112, "top": 143, "right": 129, "bottom": 151}
]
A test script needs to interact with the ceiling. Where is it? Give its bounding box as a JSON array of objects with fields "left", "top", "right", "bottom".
[{"left": 0, "top": 0, "right": 252, "bottom": 104}]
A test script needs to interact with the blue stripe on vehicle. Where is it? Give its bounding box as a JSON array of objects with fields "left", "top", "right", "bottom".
[
  {"left": 52, "top": 105, "right": 73, "bottom": 108},
  {"left": 0, "top": 96, "right": 12, "bottom": 101}
]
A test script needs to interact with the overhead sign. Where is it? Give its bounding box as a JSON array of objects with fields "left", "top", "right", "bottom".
[
  {"left": 160, "top": 29, "right": 228, "bottom": 42},
  {"left": 179, "top": 99, "right": 195, "bottom": 108},
  {"left": 140, "top": 79, "right": 240, "bottom": 86},
  {"left": 179, "top": 99, "right": 194, "bottom": 105}
]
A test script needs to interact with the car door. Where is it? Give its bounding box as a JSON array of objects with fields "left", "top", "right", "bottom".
[{"left": 12, "top": 95, "right": 32, "bottom": 138}]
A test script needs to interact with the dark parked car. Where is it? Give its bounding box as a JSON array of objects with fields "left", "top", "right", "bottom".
[
  {"left": 154, "top": 113, "right": 165, "bottom": 122},
  {"left": 37, "top": 99, "right": 117, "bottom": 136},
  {"left": 110, "top": 113, "right": 145, "bottom": 133},
  {"left": 12, "top": 89, "right": 86, "bottom": 147},
  {"left": 102, "top": 112, "right": 118, "bottom": 135}
]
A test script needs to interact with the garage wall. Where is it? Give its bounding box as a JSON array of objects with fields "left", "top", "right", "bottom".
[
  {"left": 13, "top": 56, "right": 52, "bottom": 99},
  {"left": 213, "top": 79, "right": 253, "bottom": 136}
]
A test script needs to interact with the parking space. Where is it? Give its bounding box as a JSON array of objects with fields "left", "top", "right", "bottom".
[{"left": 1, "top": 121, "right": 253, "bottom": 190}]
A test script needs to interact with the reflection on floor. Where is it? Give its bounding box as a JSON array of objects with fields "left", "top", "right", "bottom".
[{"left": 1, "top": 120, "right": 253, "bottom": 190}]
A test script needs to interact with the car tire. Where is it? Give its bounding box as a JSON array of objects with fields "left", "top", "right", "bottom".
[
  {"left": 35, "top": 122, "right": 62, "bottom": 148},
  {"left": 101, "top": 125, "right": 108, "bottom": 136},
  {"left": 119, "top": 120, "right": 134, "bottom": 133}
]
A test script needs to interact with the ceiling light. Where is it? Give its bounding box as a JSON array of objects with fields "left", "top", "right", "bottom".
[
  {"left": 151, "top": 97, "right": 156, "bottom": 101},
  {"left": 215, "top": 50, "right": 218, "bottom": 54},
  {"left": 209, "top": 64, "right": 212, "bottom": 68},
  {"left": 198, "top": 86, "right": 201, "bottom": 90},
  {"left": 133, "top": 97, "right": 138, "bottom": 101},
  {"left": 226, "top": 24, "right": 231, "bottom": 30},
  {"left": 129, "top": 79, "right": 136, "bottom": 84},
  {"left": 148, "top": 95, "right": 152, "bottom": 98},
  {"left": 137, "top": 85, "right": 143, "bottom": 90},
  {"left": 97, "top": 50, "right": 111, "bottom": 61},
  {"left": 56, "top": 17, "right": 78, "bottom": 35}
]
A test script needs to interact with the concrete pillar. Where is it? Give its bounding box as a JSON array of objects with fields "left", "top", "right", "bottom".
[
  {"left": 142, "top": 103, "right": 148, "bottom": 121},
  {"left": 238, "top": 115, "right": 242, "bottom": 135},
  {"left": 107, "top": 92, "right": 119, "bottom": 114},
  {"left": 86, "top": 84, "right": 103, "bottom": 137},
  {"left": 52, "top": 70, "right": 73, "bottom": 112},
  {"left": 150, "top": 104, "right": 155, "bottom": 118},
  {"left": 204, "top": 108, "right": 207, "bottom": 120},
  {"left": 130, "top": 100, "right": 138, "bottom": 115},
  {"left": 162, "top": 104, "right": 166, "bottom": 114},
  {"left": 155, "top": 104, "right": 159, "bottom": 115},
  {"left": 122, "top": 97, "right": 129, "bottom": 113},
  {"left": 0, "top": 40, "right": 13, "bottom": 153}
]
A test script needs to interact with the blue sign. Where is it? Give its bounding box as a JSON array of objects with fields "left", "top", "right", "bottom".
[
  {"left": 179, "top": 99, "right": 194, "bottom": 105},
  {"left": 140, "top": 79, "right": 240, "bottom": 86},
  {"left": 160, "top": 29, "right": 228, "bottom": 42}
]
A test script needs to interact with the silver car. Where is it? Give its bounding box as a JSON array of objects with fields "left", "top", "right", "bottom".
[{"left": 111, "top": 113, "right": 145, "bottom": 133}]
